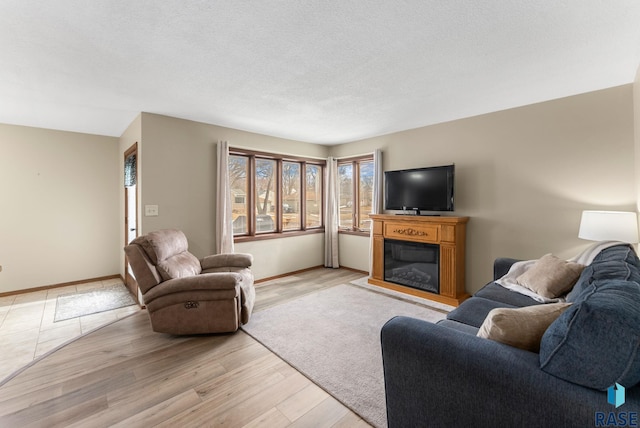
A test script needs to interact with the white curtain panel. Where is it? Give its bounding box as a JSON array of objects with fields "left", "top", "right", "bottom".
[
  {"left": 325, "top": 157, "right": 339, "bottom": 268},
  {"left": 369, "top": 149, "right": 383, "bottom": 275},
  {"left": 215, "top": 140, "right": 235, "bottom": 254}
]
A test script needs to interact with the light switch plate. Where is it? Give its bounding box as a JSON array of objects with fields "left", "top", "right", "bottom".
[{"left": 145, "top": 205, "right": 159, "bottom": 216}]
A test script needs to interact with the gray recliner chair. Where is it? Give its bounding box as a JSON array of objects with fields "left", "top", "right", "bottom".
[{"left": 124, "top": 229, "right": 255, "bottom": 335}]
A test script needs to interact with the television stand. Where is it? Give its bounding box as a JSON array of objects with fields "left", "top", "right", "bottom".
[
  {"left": 396, "top": 213, "right": 441, "bottom": 216},
  {"left": 369, "top": 214, "right": 470, "bottom": 306}
]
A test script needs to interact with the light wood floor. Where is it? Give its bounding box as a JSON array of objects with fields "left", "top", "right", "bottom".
[
  {"left": 0, "top": 268, "right": 373, "bottom": 427},
  {"left": 0, "top": 278, "right": 141, "bottom": 382}
]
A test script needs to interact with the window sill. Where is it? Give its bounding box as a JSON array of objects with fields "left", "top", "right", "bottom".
[
  {"left": 338, "top": 229, "right": 370, "bottom": 237},
  {"left": 234, "top": 228, "right": 324, "bottom": 243}
]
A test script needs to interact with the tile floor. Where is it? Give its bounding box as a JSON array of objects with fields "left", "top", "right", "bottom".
[{"left": 0, "top": 278, "right": 141, "bottom": 382}]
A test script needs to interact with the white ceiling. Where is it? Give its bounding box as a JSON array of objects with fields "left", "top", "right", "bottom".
[{"left": 1, "top": 1, "right": 640, "bottom": 145}]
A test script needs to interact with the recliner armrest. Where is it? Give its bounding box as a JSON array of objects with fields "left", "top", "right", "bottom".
[
  {"left": 201, "top": 253, "right": 253, "bottom": 270},
  {"left": 142, "top": 272, "right": 243, "bottom": 303}
]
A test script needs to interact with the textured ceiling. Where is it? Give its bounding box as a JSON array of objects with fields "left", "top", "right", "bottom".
[{"left": 1, "top": 1, "right": 640, "bottom": 144}]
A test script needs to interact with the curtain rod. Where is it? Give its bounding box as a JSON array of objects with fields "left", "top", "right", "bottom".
[
  {"left": 225, "top": 142, "right": 379, "bottom": 161},
  {"left": 335, "top": 150, "right": 379, "bottom": 160},
  {"left": 227, "top": 143, "right": 327, "bottom": 161}
]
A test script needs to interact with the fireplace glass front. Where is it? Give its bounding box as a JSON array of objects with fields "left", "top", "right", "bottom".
[{"left": 384, "top": 239, "right": 439, "bottom": 294}]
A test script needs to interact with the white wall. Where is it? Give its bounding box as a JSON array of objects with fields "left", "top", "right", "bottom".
[
  {"left": 330, "top": 85, "right": 636, "bottom": 293},
  {"left": 138, "top": 113, "right": 329, "bottom": 279},
  {"left": 0, "top": 124, "right": 120, "bottom": 293}
]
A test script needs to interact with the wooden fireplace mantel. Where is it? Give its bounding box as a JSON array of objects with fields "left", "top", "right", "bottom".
[{"left": 368, "top": 214, "right": 470, "bottom": 306}]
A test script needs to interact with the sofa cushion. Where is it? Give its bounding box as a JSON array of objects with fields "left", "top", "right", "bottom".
[
  {"left": 474, "top": 282, "right": 545, "bottom": 307},
  {"left": 565, "top": 264, "right": 594, "bottom": 303},
  {"left": 567, "top": 244, "right": 640, "bottom": 302},
  {"left": 447, "top": 297, "right": 517, "bottom": 328},
  {"left": 590, "top": 244, "right": 640, "bottom": 270},
  {"left": 477, "top": 303, "right": 571, "bottom": 352},
  {"left": 540, "top": 279, "right": 640, "bottom": 390},
  {"left": 156, "top": 251, "right": 202, "bottom": 281},
  {"left": 515, "top": 254, "right": 585, "bottom": 299},
  {"left": 436, "top": 319, "right": 480, "bottom": 335}
]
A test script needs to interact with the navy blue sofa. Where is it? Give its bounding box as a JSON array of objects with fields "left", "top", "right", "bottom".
[{"left": 381, "top": 244, "right": 640, "bottom": 427}]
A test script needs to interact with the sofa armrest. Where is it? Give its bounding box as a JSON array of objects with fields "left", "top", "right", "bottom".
[
  {"left": 493, "top": 257, "right": 520, "bottom": 280},
  {"left": 201, "top": 253, "right": 253, "bottom": 270},
  {"left": 381, "top": 316, "right": 621, "bottom": 428}
]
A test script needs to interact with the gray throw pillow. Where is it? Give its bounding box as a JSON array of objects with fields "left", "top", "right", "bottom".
[
  {"left": 516, "top": 253, "right": 585, "bottom": 299},
  {"left": 477, "top": 303, "right": 571, "bottom": 352}
]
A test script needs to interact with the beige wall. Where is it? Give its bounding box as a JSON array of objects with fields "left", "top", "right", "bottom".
[
  {"left": 0, "top": 124, "right": 120, "bottom": 293},
  {"left": 235, "top": 234, "right": 325, "bottom": 278},
  {"left": 2, "top": 82, "right": 637, "bottom": 293},
  {"left": 338, "top": 234, "right": 370, "bottom": 272},
  {"left": 138, "top": 113, "right": 328, "bottom": 279},
  {"left": 635, "top": 67, "right": 640, "bottom": 214},
  {"left": 331, "top": 85, "right": 636, "bottom": 292}
]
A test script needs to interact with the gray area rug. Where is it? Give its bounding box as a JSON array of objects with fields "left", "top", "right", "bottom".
[
  {"left": 241, "top": 283, "right": 448, "bottom": 428},
  {"left": 54, "top": 284, "right": 136, "bottom": 322}
]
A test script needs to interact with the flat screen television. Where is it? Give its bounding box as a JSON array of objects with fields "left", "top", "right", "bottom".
[{"left": 384, "top": 164, "right": 454, "bottom": 214}]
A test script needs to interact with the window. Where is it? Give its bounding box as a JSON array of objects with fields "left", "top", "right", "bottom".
[
  {"left": 338, "top": 156, "right": 374, "bottom": 233},
  {"left": 282, "top": 161, "right": 301, "bottom": 230},
  {"left": 255, "top": 158, "right": 276, "bottom": 233},
  {"left": 229, "top": 148, "right": 325, "bottom": 239},
  {"left": 305, "top": 164, "right": 322, "bottom": 228},
  {"left": 229, "top": 155, "right": 249, "bottom": 235}
]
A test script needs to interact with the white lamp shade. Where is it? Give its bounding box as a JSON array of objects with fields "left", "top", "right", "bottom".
[{"left": 578, "top": 210, "right": 639, "bottom": 243}]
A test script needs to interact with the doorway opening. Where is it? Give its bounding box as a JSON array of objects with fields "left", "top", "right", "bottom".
[{"left": 124, "top": 143, "right": 140, "bottom": 303}]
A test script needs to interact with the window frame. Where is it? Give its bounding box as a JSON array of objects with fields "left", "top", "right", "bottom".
[
  {"left": 337, "top": 155, "right": 374, "bottom": 236},
  {"left": 230, "top": 147, "right": 325, "bottom": 242}
]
